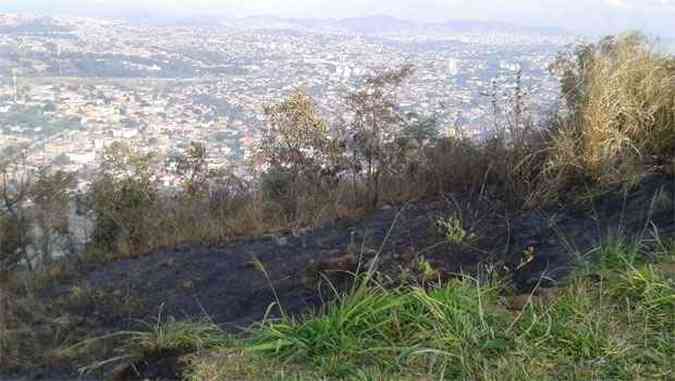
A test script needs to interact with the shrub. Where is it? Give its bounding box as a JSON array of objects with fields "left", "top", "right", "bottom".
[
  {"left": 87, "top": 142, "right": 161, "bottom": 257},
  {"left": 436, "top": 214, "right": 476, "bottom": 245}
]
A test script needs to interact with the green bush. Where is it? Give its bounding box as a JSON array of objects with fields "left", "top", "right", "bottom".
[{"left": 87, "top": 142, "right": 160, "bottom": 257}]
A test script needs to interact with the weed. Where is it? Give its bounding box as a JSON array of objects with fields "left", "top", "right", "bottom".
[
  {"left": 416, "top": 257, "right": 438, "bottom": 282},
  {"left": 436, "top": 214, "right": 476, "bottom": 245}
]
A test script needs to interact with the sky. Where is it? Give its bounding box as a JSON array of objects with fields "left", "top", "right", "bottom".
[{"left": 3, "top": 0, "right": 675, "bottom": 37}]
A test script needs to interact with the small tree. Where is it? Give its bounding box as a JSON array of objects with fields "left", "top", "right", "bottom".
[
  {"left": 87, "top": 142, "right": 159, "bottom": 256},
  {"left": 344, "top": 64, "right": 415, "bottom": 208},
  {"left": 175, "top": 142, "right": 209, "bottom": 197},
  {"left": 256, "top": 89, "right": 342, "bottom": 216}
]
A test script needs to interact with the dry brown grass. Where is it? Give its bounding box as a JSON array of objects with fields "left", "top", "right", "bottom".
[{"left": 547, "top": 34, "right": 675, "bottom": 188}]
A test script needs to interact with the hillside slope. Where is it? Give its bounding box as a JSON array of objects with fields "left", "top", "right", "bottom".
[
  {"left": 46, "top": 175, "right": 675, "bottom": 330},
  {"left": 4, "top": 175, "right": 674, "bottom": 380}
]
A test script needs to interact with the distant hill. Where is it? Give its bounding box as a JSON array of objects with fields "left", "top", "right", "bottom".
[{"left": 232, "top": 14, "right": 566, "bottom": 36}]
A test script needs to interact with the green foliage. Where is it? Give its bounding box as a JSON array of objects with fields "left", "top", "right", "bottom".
[
  {"left": 593, "top": 240, "right": 675, "bottom": 331},
  {"left": 128, "top": 317, "right": 230, "bottom": 358},
  {"left": 512, "top": 240, "right": 675, "bottom": 379},
  {"left": 259, "top": 167, "right": 296, "bottom": 214},
  {"left": 256, "top": 89, "right": 344, "bottom": 219},
  {"left": 249, "top": 276, "right": 512, "bottom": 379},
  {"left": 416, "top": 256, "right": 437, "bottom": 281},
  {"left": 344, "top": 65, "right": 417, "bottom": 208},
  {"left": 16, "top": 237, "right": 671, "bottom": 380},
  {"left": 226, "top": 238, "right": 674, "bottom": 380},
  {"left": 436, "top": 214, "right": 476, "bottom": 245},
  {"left": 249, "top": 280, "right": 407, "bottom": 370},
  {"left": 87, "top": 142, "right": 160, "bottom": 256},
  {"left": 73, "top": 316, "right": 231, "bottom": 376},
  {"left": 517, "top": 281, "right": 626, "bottom": 362}
]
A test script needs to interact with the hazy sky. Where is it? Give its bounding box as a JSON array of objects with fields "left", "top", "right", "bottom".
[{"left": 4, "top": 0, "right": 675, "bottom": 37}]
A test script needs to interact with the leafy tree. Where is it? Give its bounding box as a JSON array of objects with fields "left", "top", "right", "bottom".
[
  {"left": 344, "top": 64, "right": 415, "bottom": 207},
  {"left": 256, "top": 89, "right": 343, "bottom": 215},
  {"left": 87, "top": 142, "right": 159, "bottom": 255}
]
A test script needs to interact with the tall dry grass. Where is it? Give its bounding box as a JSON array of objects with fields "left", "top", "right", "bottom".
[{"left": 547, "top": 34, "right": 675, "bottom": 187}]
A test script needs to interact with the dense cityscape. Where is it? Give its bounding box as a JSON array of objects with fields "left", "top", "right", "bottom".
[{"left": 0, "top": 13, "right": 575, "bottom": 190}]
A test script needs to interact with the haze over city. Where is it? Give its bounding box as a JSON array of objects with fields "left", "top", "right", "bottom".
[{"left": 4, "top": 0, "right": 675, "bottom": 37}]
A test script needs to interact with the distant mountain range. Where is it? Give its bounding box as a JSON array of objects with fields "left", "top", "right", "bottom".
[
  {"left": 0, "top": 10, "right": 567, "bottom": 37},
  {"left": 230, "top": 14, "right": 567, "bottom": 36}
]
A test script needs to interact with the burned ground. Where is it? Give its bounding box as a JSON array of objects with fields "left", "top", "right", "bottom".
[{"left": 4, "top": 175, "right": 675, "bottom": 380}]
